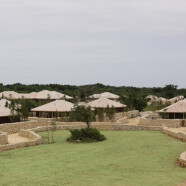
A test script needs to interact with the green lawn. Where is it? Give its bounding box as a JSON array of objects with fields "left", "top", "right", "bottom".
[{"left": 0, "top": 131, "right": 186, "bottom": 186}]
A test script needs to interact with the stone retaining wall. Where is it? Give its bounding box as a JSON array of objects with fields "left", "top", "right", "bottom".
[
  {"left": 139, "top": 118, "right": 181, "bottom": 128},
  {"left": 19, "top": 129, "right": 42, "bottom": 140},
  {"left": 0, "top": 129, "right": 42, "bottom": 152},
  {"left": 162, "top": 127, "right": 186, "bottom": 168},
  {"left": 162, "top": 127, "right": 186, "bottom": 142},
  {"left": 0, "top": 118, "right": 164, "bottom": 135},
  {"left": 0, "top": 120, "right": 49, "bottom": 134},
  {"left": 28, "top": 117, "right": 53, "bottom": 125},
  {"left": 0, "top": 131, "right": 8, "bottom": 145},
  {"left": 31, "top": 124, "right": 162, "bottom": 133}
]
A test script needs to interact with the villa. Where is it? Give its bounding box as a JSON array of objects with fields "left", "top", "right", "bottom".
[
  {"left": 159, "top": 99, "right": 186, "bottom": 119},
  {"left": 0, "top": 90, "right": 73, "bottom": 102},
  {"left": 86, "top": 98, "right": 126, "bottom": 112},
  {"left": 31, "top": 100, "right": 74, "bottom": 118},
  {"left": 88, "top": 92, "right": 120, "bottom": 100}
]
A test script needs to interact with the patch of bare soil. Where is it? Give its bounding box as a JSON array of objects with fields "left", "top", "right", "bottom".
[
  {"left": 8, "top": 133, "right": 30, "bottom": 144},
  {"left": 177, "top": 180, "right": 186, "bottom": 186}
]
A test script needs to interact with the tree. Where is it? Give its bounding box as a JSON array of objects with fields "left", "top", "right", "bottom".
[
  {"left": 16, "top": 100, "right": 37, "bottom": 121},
  {"left": 46, "top": 94, "right": 51, "bottom": 103},
  {"left": 8, "top": 100, "right": 20, "bottom": 122},
  {"left": 106, "top": 106, "right": 115, "bottom": 121},
  {"left": 18, "top": 101, "right": 29, "bottom": 121},
  {"left": 69, "top": 106, "right": 95, "bottom": 128},
  {"left": 120, "top": 93, "right": 147, "bottom": 111},
  {"left": 164, "top": 84, "right": 178, "bottom": 99},
  {"left": 60, "top": 112, "right": 67, "bottom": 122},
  {"left": 50, "top": 120, "right": 57, "bottom": 143},
  {"left": 96, "top": 108, "right": 105, "bottom": 122}
]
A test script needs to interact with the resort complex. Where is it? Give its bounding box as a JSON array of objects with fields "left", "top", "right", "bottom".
[
  {"left": 1, "top": 0, "right": 186, "bottom": 184},
  {"left": 0, "top": 86, "right": 186, "bottom": 185}
]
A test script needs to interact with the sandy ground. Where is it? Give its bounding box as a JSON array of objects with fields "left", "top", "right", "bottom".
[{"left": 8, "top": 133, "right": 30, "bottom": 144}]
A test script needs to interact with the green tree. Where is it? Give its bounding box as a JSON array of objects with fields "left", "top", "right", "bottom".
[
  {"left": 69, "top": 106, "right": 95, "bottom": 128},
  {"left": 96, "top": 108, "right": 105, "bottom": 122},
  {"left": 120, "top": 93, "right": 147, "bottom": 111},
  {"left": 8, "top": 100, "right": 20, "bottom": 122},
  {"left": 164, "top": 84, "right": 178, "bottom": 99},
  {"left": 16, "top": 100, "right": 38, "bottom": 121},
  {"left": 106, "top": 106, "right": 115, "bottom": 121},
  {"left": 50, "top": 120, "right": 57, "bottom": 143}
]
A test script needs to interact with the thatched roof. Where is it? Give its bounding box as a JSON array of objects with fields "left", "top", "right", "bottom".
[
  {"left": 31, "top": 100, "right": 74, "bottom": 112},
  {"left": 86, "top": 98, "right": 126, "bottom": 108}
]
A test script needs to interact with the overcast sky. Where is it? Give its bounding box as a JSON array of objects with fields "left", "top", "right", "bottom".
[{"left": 0, "top": 0, "right": 186, "bottom": 88}]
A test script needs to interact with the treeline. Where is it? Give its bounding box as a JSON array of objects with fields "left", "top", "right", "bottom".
[
  {"left": 1, "top": 83, "right": 185, "bottom": 113},
  {"left": 0, "top": 83, "right": 185, "bottom": 99}
]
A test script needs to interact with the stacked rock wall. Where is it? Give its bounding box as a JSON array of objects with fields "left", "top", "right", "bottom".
[{"left": 0, "top": 132, "right": 8, "bottom": 145}]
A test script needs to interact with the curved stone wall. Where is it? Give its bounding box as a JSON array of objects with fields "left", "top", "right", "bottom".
[
  {"left": 162, "top": 127, "right": 186, "bottom": 168},
  {"left": 0, "top": 131, "right": 8, "bottom": 145},
  {"left": 0, "top": 129, "right": 42, "bottom": 152}
]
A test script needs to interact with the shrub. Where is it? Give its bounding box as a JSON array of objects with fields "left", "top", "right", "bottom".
[{"left": 67, "top": 128, "right": 106, "bottom": 143}]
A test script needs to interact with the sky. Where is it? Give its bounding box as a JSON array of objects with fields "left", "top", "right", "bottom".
[{"left": 0, "top": 0, "right": 186, "bottom": 88}]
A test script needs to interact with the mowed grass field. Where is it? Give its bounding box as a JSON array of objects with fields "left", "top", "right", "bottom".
[{"left": 0, "top": 131, "right": 186, "bottom": 186}]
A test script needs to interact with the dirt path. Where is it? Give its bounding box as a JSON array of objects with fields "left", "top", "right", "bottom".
[
  {"left": 125, "top": 118, "right": 140, "bottom": 125},
  {"left": 116, "top": 117, "right": 140, "bottom": 125},
  {"left": 8, "top": 133, "right": 30, "bottom": 144}
]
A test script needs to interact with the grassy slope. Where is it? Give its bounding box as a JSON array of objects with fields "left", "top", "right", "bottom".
[{"left": 0, "top": 131, "right": 186, "bottom": 186}]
